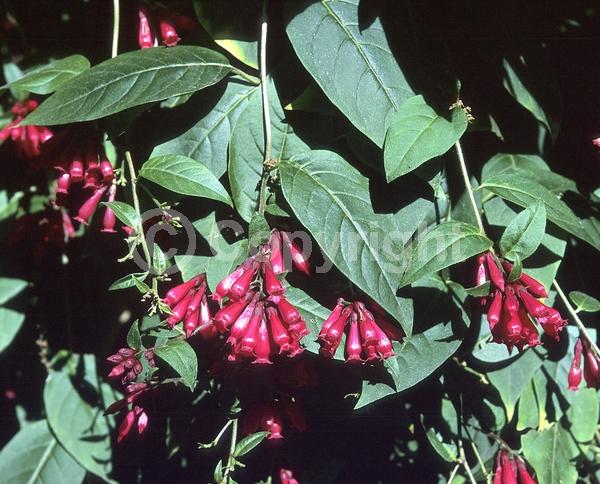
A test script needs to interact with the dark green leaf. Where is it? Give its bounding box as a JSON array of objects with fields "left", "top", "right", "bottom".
[
  {"left": 464, "top": 281, "right": 491, "bottom": 297},
  {"left": 569, "top": 291, "right": 600, "bottom": 313},
  {"left": 139, "top": 155, "right": 232, "bottom": 206},
  {"left": 0, "top": 277, "right": 27, "bottom": 305},
  {"left": 151, "top": 78, "right": 259, "bottom": 178},
  {"left": 285, "top": 0, "right": 413, "bottom": 146},
  {"left": 0, "top": 420, "right": 85, "bottom": 484},
  {"left": 155, "top": 339, "right": 198, "bottom": 390},
  {"left": 108, "top": 272, "right": 149, "bottom": 291},
  {"left": 384, "top": 96, "right": 467, "bottom": 181},
  {"left": 499, "top": 202, "right": 546, "bottom": 261},
  {"left": 421, "top": 417, "right": 458, "bottom": 463},
  {"left": 507, "top": 253, "right": 522, "bottom": 283},
  {"left": 564, "top": 388, "right": 598, "bottom": 443},
  {"left": 229, "top": 79, "right": 308, "bottom": 222},
  {"left": 279, "top": 150, "right": 413, "bottom": 334},
  {"left": 132, "top": 276, "right": 150, "bottom": 294},
  {"left": 516, "top": 380, "right": 539, "bottom": 431},
  {"left": 522, "top": 425, "right": 578, "bottom": 484},
  {"left": 0, "top": 308, "right": 25, "bottom": 353},
  {"left": 104, "top": 201, "right": 140, "bottom": 228},
  {"left": 7, "top": 55, "right": 90, "bottom": 95},
  {"left": 152, "top": 244, "right": 168, "bottom": 275},
  {"left": 399, "top": 221, "right": 493, "bottom": 287},
  {"left": 23, "top": 46, "right": 232, "bottom": 125},
  {"left": 248, "top": 213, "right": 270, "bottom": 248},
  {"left": 127, "top": 321, "right": 142, "bottom": 350},
  {"left": 233, "top": 431, "right": 268, "bottom": 457}
]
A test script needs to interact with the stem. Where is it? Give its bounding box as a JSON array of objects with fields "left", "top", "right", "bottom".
[
  {"left": 231, "top": 67, "right": 260, "bottom": 85},
  {"left": 553, "top": 279, "right": 600, "bottom": 358},
  {"left": 257, "top": 0, "right": 271, "bottom": 216},
  {"left": 455, "top": 141, "right": 485, "bottom": 235},
  {"left": 223, "top": 418, "right": 239, "bottom": 483},
  {"left": 470, "top": 441, "right": 488, "bottom": 478},
  {"left": 447, "top": 463, "right": 460, "bottom": 484},
  {"left": 125, "top": 150, "right": 152, "bottom": 265},
  {"left": 459, "top": 444, "right": 477, "bottom": 484},
  {"left": 111, "top": 0, "right": 120, "bottom": 58}
]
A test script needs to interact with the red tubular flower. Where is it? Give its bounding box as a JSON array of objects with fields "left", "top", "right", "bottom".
[
  {"left": 281, "top": 231, "right": 310, "bottom": 275},
  {"left": 163, "top": 276, "right": 203, "bottom": 307},
  {"left": 74, "top": 185, "right": 107, "bottom": 224},
  {"left": 158, "top": 11, "right": 181, "bottom": 47},
  {"left": 517, "top": 289, "right": 548, "bottom": 318},
  {"left": 323, "top": 306, "right": 351, "bottom": 348},
  {"left": 263, "top": 262, "right": 285, "bottom": 296},
  {"left": 237, "top": 304, "right": 264, "bottom": 357},
  {"left": 568, "top": 338, "right": 584, "bottom": 391},
  {"left": 582, "top": 340, "right": 600, "bottom": 388},
  {"left": 214, "top": 292, "right": 253, "bottom": 332},
  {"left": 56, "top": 172, "right": 71, "bottom": 195},
  {"left": 136, "top": 407, "right": 149, "bottom": 434},
  {"left": 213, "top": 263, "right": 246, "bottom": 302},
  {"left": 345, "top": 317, "right": 362, "bottom": 362},
  {"left": 537, "top": 308, "right": 566, "bottom": 340},
  {"left": 500, "top": 451, "right": 517, "bottom": 484},
  {"left": 277, "top": 297, "right": 302, "bottom": 325},
  {"left": 69, "top": 158, "right": 85, "bottom": 183},
  {"left": 269, "top": 231, "right": 285, "bottom": 274},
  {"left": 516, "top": 458, "right": 536, "bottom": 484},
  {"left": 186, "top": 284, "right": 206, "bottom": 315},
  {"left": 267, "top": 306, "right": 291, "bottom": 353},
  {"left": 517, "top": 271, "right": 547, "bottom": 298},
  {"left": 229, "top": 262, "right": 257, "bottom": 300},
  {"left": 318, "top": 298, "right": 344, "bottom": 341},
  {"left": 102, "top": 184, "right": 117, "bottom": 233},
  {"left": 485, "top": 252, "right": 505, "bottom": 292},
  {"left": 279, "top": 468, "right": 299, "bottom": 484},
  {"left": 100, "top": 159, "right": 114, "bottom": 183},
  {"left": 487, "top": 290, "right": 503, "bottom": 329},
  {"left": 167, "top": 290, "right": 195, "bottom": 328},
  {"left": 62, "top": 211, "right": 76, "bottom": 239},
  {"left": 117, "top": 409, "right": 136, "bottom": 443},
  {"left": 137, "top": 5, "right": 156, "bottom": 49},
  {"left": 184, "top": 309, "right": 199, "bottom": 337},
  {"left": 228, "top": 294, "right": 259, "bottom": 343},
  {"left": 253, "top": 318, "right": 273, "bottom": 364}
]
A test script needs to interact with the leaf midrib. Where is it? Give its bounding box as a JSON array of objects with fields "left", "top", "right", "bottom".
[{"left": 27, "top": 436, "right": 57, "bottom": 484}]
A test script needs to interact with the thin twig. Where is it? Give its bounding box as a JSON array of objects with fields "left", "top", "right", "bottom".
[
  {"left": 455, "top": 140, "right": 485, "bottom": 235},
  {"left": 459, "top": 444, "right": 477, "bottom": 484},
  {"left": 447, "top": 463, "right": 460, "bottom": 484},
  {"left": 257, "top": 0, "right": 271, "bottom": 216},
  {"left": 223, "top": 418, "right": 239, "bottom": 483},
  {"left": 553, "top": 279, "right": 600, "bottom": 358},
  {"left": 125, "top": 150, "right": 152, "bottom": 265},
  {"left": 111, "top": 0, "right": 120, "bottom": 58}
]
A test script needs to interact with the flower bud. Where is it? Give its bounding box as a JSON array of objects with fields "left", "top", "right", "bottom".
[
  {"left": 269, "top": 231, "right": 285, "bottom": 274},
  {"left": 277, "top": 297, "right": 302, "bottom": 325},
  {"left": 163, "top": 276, "right": 202, "bottom": 307},
  {"left": 518, "top": 271, "right": 547, "bottom": 298},
  {"left": 263, "top": 262, "right": 285, "bottom": 296},
  {"left": 517, "top": 288, "right": 549, "bottom": 318},
  {"left": 117, "top": 410, "right": 136, "bottom": 443},
  {"left": 485, "top": 252, "right": 505, "bottom": 292},
  {"left": 281, "top": 231, "right": 310, "bottom": 275},
  {"left": 318, "top": 299, "right": 345, "bottom": 341},
  {"left": 158, "top": 11, "right": 181, "bottom": 47},
  {"left": 229, "top": 262, "right": 257, "bottom": 300},
  {"left": 214, "top": 293, "right": 252, "bottom": 332},
  {"left": 136, "top": 408, "right": 148, "bottom": 434},
  {"left": 487, "top": 290, "right": 503, "bottom": 329},
  {"left": 167, "top": 290, "right": 194, "bottom": 327},
  {"left": 138, "top": 5, "right": 156, "bottom": 49},
  {"left": 74, "top": 185, "right": 107, "bottom": 224},
  {"left": 568, "top": 339, "right": 583, "bottom": 391}
]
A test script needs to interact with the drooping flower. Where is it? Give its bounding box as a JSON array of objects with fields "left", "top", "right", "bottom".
[
  {"left": 493, "top": 451, "right": 536, "bottom": 484},
  {"left": 137, "top": 5, "right": 156, "bottom": 48},
  {"left": 475, "top": 252, "right": 567, "bottom": 352},
  {"left": 317, "top": 299, "right": 403, "bottom": 362},
  {"left": 158, "top": 11, "right": 181, "bottom": 47},
  {"left": 0, "top": 100, "right": 53, "bottom": 159},
  {"left": 569, "top": 337, "right": 600, "bottom": 390},
  {"left": 242, "top": 396, "right": 307, "bottom": 441},
  {"left": 279, "top": 468, "right": 300, "bottom": 484},
  {"left": 269, "top": 229, "right": 311, "bottom": 275}
]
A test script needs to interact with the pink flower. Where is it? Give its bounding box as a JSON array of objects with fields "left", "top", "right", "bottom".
[
  {"left": 158, "top": 11, "right": 181, "bottom": 47},
  {"left": 137, "top": 5, "right": 155, "bottom": 49},
  {"left": 74, "top": 185, "right": 107, "bottom": 225}
]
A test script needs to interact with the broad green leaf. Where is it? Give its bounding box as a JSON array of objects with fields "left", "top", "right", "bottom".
[
  {"left": 356, "top": 276, "right": 467, "bottom": 408},
  {"left": 155, "top": 339, "right": 198, "bottom": 390},
  {"left": 139, "top": 155, "right": 232, "bottom": 206},
  {"left": 399, "top": 221, "right": 492, "bottom": 287},
  {"left": 0, "top": 191, "right": 23, "bottom": 222},
  {"left": 233, "top": 431, "right": 268, "bottom": 457},
  {"left": 132, "top": 276, "right": 150, "bottom": 294},
  {"left": 522, "top": 425, "right": 578, "bottom": 484},
  {"left": 151, "top": 78, "right": 259, "bottom": 178},
  {"left": 152, "top": 243, "right": 168, "bottom": 275},
  {"left": 23, "top": 46, "right": 232, "bottom": 126},
  {"left": 481, "top": 153, "right": 576, "bottom": 194},
  {"left": 0, "top": 308, "right": 25, "bottom": 353},
  {"left": 464, "top": 281, "right": 491, "bottom": 297},
  {"left": 0, "top": 277, "right": 27, "bottom": 305},
  {"left": 127, "top": 321, "right": 142, "bottom": 350},
  {"left": 480, "top": 174, "right": 600, "bottom": 251},
  {"left": 44, "top": 354, "right": 117, "bottom": 482},
  {"left": 421, "top": 417, "right": 457, "bottom": 463},
  {"left": 384, "top": 96, "right": 468, "bottom": 181},
  {"left": 564, "top": 388, "right": 598, "bottom": 443},
  {"left": 279, "top": 150, "right": 413, "bottom": 334},
  {"left": 248, "top": 213, "right": 270, "bottom": 248},
  {"left": 487, "top": 350, "right": 542, "bottom": 421},
  {"left": 0, "top": 420, "right": 85, "bottom": 484},
  {"left": 569, "top": 291, "right": 600, "bottom": 313},
  {"left": 499, "top": 202, "right": 546, "bottom": 261},
  {"left": 108, "top": 272, "right": 148, "bottom": 291},
  {"left": 175, "top": 255, "right": 209, "bottom": 284},
  {"left": 285, "top": 0, "right": 413, "bottom": 146},
  {"left": 503, "top": 58, "right": 557, "bottom": 140},
  {"left": 516, "top": 380, "right": 539, "bottom": 431},
  {"left": 104, "top": 201, "right": 140, "bottom": 228},
  {"left": 229, "top": 79, "right": 308, "bottom": 222},
  {"left": 194, "top": 0, "right": 260, "bottom": 69},
  {"left": 7, "top": 55, "right": 90, "bottom": 95}
]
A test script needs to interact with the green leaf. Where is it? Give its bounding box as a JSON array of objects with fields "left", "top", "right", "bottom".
[
  {"left": 151, "top": 78, "right": 259, "bottom": 178},
  {"left": 522, "top": 425, "right": 578, "bottom": 484},
  {"left": 516, "top": 380, "right": 539, "bottom": 431},
  {"left": 139, "top": 155, "right": 232, "bottom": 206},
  {"left": 233, "top": 431, "right": 268, "bottom": 457},
  {"left": 399, "top": 221, "right": 493, "bottom": 287},
  {"left": 127, "top": 321, "right": 142, "bottom": 350},
  {"left": 132, "top": 276, "right": 150, "bottom": 294},
  {"left": 108, "top": 272, "right": 149, "bottom": 291},
  {"left": 0, "top": 308, "right": 25, "bottom": 353},
  {"left": 44, "top": 354, "right": 117, "bottom": 482},
  {"left": 384, "top": 96, "right": 468, "bottom": 181},
  {"left": 487, "top": 350, "right": 542, "bottom": 421},
  {"left": 285, "top": 0, "right": 413, "bottom": 146},
  {"left": 7, "top": 55, "right": 90, "bottom": 95},
  {"left": 0, "top": 191, "right": 23, "bottom": 222},
  {"left": 506, "top": 253, "right": 522, "bottom": 283},
  {"left": 499, "top": 202, "right": 546, "bottom": 261},
  {"left": 481, "top": 153, "right": 576, "bottom": 194},
  {"left": 194, "top": 0, "right": 260, "bottom": 69},
  {"left": 154, "top": 339, "right": 198, "bottom": 390},
  {"left": 229, "top": 78, "right": 308, "bottom": 222},
  {"left": 279, "top": 150, "right": 413, "bottom": 334},
  {"left": 569, "top": 291, "right": 600, "bottom": 313},
  {"left": 479, "top": 174, "right": 599, "bottom": 251},
  {"left": 421, "top": 417, "right": 457, "bottom": 463},
  {"left": 464, "top": 281, "right": 491, "bottom": 297},
  {"left": 0, "top": 277, "right": 27, "bottom": 305},
  {"left": 152, "top": 244, "right": 168, "bottom": 275},
  {"left": 248, "top": 213, "right": 270, "bottom": 248},
  {"left": 103, "top": 201, "right": 140, "bottom": 228},
  {"left": 0, "top": 420, "right": 85, "bottom": 484},
  {"left": 23, "top": 46, "right": 232, "bottom": 125},
  {"left": 564, "top": 388, "right": 598, "bottom": 443}
]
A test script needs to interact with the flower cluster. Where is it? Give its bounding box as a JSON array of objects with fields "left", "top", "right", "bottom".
[
  {"left": 162, "top": 274, "right": 215, "bottom": 339},
  {"left": 493, "top": 451, "right": 536, "bottom": 484},
  {"left": 241, "top": 396, "right": 307, "bottom": 440},
  {"left": 568, "top": 337, "right": 600, "bottom": 390},
  {"left": 268, "top": 229, "right": 310, "bottom": 275},
  {"left": 317, "top": 299, "right": 403, "bottom": 362},
  {"left": 477, "top": 252, "right": 567, "bottom": 351},
  {"left": 107, "top": 347, "right": 155, "bottom": 385},
  {"left": 137, "top": 4, "right": 195, "bottom": 49},
  {"left": 213, "top": 241, "right": 309, "bottom": 363},
  {"left": 0, "top": 100, "right": 53, "bottom": 158}
]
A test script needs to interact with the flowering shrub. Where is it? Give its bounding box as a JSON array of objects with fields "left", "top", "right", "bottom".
[{"left": 0, "top": 1, "right": 599, "bottom": 483}]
